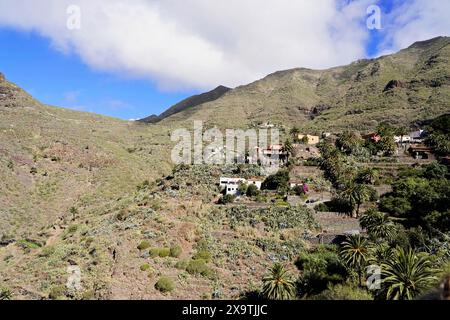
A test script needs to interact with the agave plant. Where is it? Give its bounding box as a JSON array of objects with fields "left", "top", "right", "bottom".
[
  {"left": 0, "top": 287, "right": 12, "bottom": 300},
  {"left": 368, "top": 242, "right": 394, "bottom": 265},
  {"left": 340, "top": 235, "right": 369, "bottom": 286},
  {"left": 261, "top": 263, "right": 296, "bottom": 300},
  {"left": 380, "top": 247, "right": 437, "bottom": 300}
]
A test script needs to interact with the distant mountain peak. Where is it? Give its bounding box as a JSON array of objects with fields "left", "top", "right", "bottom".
[
  {"left": 139, "top": 85, "right": 231, "bottom": 124},
  {"left": 408, "top": 36, "right": 450, "bottom": 49}
]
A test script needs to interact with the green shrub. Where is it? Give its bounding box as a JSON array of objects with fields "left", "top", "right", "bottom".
[
  {"left": 246, "top": 184, "right": 260, "bottom": 197},
  {"left": 17, "top": 239, "right": 42, "bottom": 250},
  {"left": 218, "top": 194, "right": 235, "bottom": 205},
  {"left": 193, "top": 249, "right": 212, "bottom": 262},
  {"left": 314, "top": 203, "right": 330, "bottom": 212},
  {"left": 262, "top": 170, "right": 290, "bottom": 190},
  {"left": 175, "top": 260, "right": 189, "bottom": 269},
  {"left": 149, "top": 248, "right": 160, "bottom": 257},
  {"left": 274, "top": 199, "right": 289, "bottom": 207},
  {"left": 149, "top": 247, "right": 171, "bottom": 258},
  {"left": 238, "top": 183, "right": 248, "bottom": 195},
  {"left": 295, "top": 246, "right": 349, "bottom": 296},
  {"left": 314, "top": 284, "right": 373, "bottom": 300},
  {"left": 137, "top": 240, "right": 151, "bottom": 251},
  {"left": 140, "top": 263, "right": 151, "bottom": 272},
  {"left": 255, "top": 194, "right": 267, "bottom": 203},
  {"left": 170, "top": 245, "right": 182, "bottom": 258},
  {"left": 186, "top": 259, "right": 211, "bottom": 276},
  {"left": 49, "top": 285, "right": 66, "bottom": 300},
  {"left": 67, "top": 224, "right": 78, "bottom": 234},
  {"left": 158, "top": 248, "right": 171, "bottom": 257},
  {"left": 155, "top": 277, "right": 175, "bottom": 293}
]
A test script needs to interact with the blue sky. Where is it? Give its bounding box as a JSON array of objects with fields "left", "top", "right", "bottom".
[
  {"left": 0, "top": 28, "right": 195, "bottom": 119},
  {"left": 0, "top": 0, "right": 447, "bottom": 120}
]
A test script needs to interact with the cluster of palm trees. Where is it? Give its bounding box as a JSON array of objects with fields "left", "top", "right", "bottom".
[
  {"left": 340, "top": 235, "right": 438, "bottom": 300},
  {"left": 261, "top": 236, "right": 439, "bottom": 300},
  {"left": 318, "top": 140, "right": 380, "bottom": 218}
]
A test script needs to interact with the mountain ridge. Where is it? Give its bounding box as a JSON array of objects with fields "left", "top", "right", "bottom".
[
  {"left": 148, "top": 36, "right": 450, "bottom": 132},
  {"left": 139, "top": 85, "right": 230, "bottom": 123}
]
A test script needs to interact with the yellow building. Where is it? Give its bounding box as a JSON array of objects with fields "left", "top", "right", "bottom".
[{"left": 297, "top": 134, "right": 320, "bottom": 145}]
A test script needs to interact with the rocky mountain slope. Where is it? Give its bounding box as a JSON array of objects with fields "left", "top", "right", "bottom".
[
  {"left": 154, "top": 36, "right": 450, "bottom": 133},
  {"left": 0, "top": 73, "right": 173, "bottom": 239},
  {"left": 0, "top": 36, "right": 449, "bottom": 300}
]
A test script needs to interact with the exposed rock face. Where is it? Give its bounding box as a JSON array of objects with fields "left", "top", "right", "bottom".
[
  {"left": 310, "top": 103, "right": 331, "bottom": 119},
  {"left": 383, "top": 80, "right": 407, "bottom": 92}
]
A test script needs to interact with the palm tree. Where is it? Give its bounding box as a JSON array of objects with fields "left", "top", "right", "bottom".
[
  {"left": 340, "top": 235, "right": 369, "bottom": 286},
  {"left": 339, "top": 182, "right": 371, "bottom": 218},
  {"left": 336, "top": 130, "right": 362, "bottom": 155},
  {"left": 380, "top": 247, "right": 437, "bottom": 300},
  {"left": 261, "top": 263, "right": 296, "bottom": 300},
  {"left": 356, "top": 168, "right": 379, "bottom": 185},
  {"left": 359, "top": 210, "right": 398, "bottom": 242},
  {"left": 282, "top": 139, "right": 294, "bottom": 163},
  {"left": 289, "top": 127, "right": 300, "bottom": 142}
]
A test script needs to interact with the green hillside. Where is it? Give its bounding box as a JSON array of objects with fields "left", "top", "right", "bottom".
[{"left": 0, "top": 37, "right": 449, "bottom": 300}]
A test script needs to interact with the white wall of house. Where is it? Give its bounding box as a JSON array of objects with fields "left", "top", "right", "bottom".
[
  {"left": 247, "top": 179, "right": 263, "bottom": 189},
  {"left": 394, "top": 135, "right": 412, "bottom": 143},
  {"left": 220, "top": 177, "right": 263, "bottom": 195}
]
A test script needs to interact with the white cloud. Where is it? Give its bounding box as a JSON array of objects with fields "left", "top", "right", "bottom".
[
  {"left": 377, "top": 0, "right": 450, "bottom": 53},
  {"left": 0, "top": 0, "right": 386, "bottom": 90}
]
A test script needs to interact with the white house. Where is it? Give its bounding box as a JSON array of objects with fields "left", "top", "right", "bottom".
[
  {"left": 219, "top": 177, "right": 263, "bottom": 195},
  {"left": 219, "top": 177, "right": 246, "bottom": 195},
  {"left": 247, "top": 178, "right": 263, "bottom": 190},
  {"left": 394, "top": 135, "right": 412, "bottom": 143}
]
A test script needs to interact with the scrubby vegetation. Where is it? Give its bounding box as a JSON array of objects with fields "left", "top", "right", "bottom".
[
  {"left": 155, "top": 276, "right": 175, "bottom": 293},
  {"left": 1, "top": 35, "right": 449, "bottom": 301}
]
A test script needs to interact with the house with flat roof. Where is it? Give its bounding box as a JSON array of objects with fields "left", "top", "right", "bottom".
[{"left": 219, "top": 177, "right": 263, "bottom": 195}]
